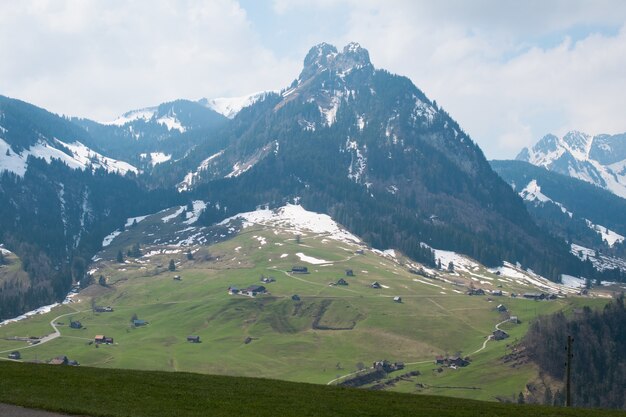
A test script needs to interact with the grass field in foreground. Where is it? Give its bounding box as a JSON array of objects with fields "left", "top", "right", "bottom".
[{"left": 0, "top": 361, "right": 624, "bottom": 417}]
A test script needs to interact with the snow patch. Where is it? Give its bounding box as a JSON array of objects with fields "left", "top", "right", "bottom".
[
  {"left": 296, "top": 252, "right": 331, "bottom": 265},
  {"left": 102, "top": 230, "right": 121, "bottom": 247}
]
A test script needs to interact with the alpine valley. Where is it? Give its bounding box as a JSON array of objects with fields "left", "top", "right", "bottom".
[{"left": 1, "top": 43, "right": 625, "bottom": 406}]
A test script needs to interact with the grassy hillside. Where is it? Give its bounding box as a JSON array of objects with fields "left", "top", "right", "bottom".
[
  {"left": 0, "top": 361, "right": 623, "bottom": 417},
  {"left": 0, "top": 206, "right": 619, "bottom": 404}
]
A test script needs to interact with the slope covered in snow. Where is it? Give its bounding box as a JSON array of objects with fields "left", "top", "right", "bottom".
[
  {"left": 200, "top": 91, "right": 272, "bottom": 119},
  {"left": 0, "top": 137, "right": 137, "bottom": 176},
  {"left": 219, "top": 204, "right": 361, "bottom": 244}
]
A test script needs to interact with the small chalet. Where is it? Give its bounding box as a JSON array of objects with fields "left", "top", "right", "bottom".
[
  {"left": 94, "top": 306, "right": 114, "bottom": 313},
  {"left": 187, "top": 335, "right": 201, "bottom": 343},
  {"left": 447, "top": 356, "right": 469, "bottom": 367},
  {"left": 510, "top": 316, "right": 520, "bottom": 324},
  {"left": 291, "top": 266, "right": 309, "bottom": 274},
  {"left": 355, "top": 249, "right": 365, "bottom": 255},
  {"left": 49, "top": 355, "right": 69, "bottom": 365},
  {"left": 370, "top": 281, "right": 381, "bottom": 289},
  {"left": 261, "top": 276, "right": 276, "bottom": 283},
  {"left": 173, "top": 275, "right": 182, "bottom": 281},
  {"left": 491, "top": 290, "right": 503, "bottom": 296},
  {"left": 69, "top": 320, "right": 83, "bottom": 329},
  {"left": 523, "top": 292, "right": 545, "bottom": 300},
  {"left": 467, "top": 288, "right": 485, "bottom": 296},
  {"left": 336, "top": 278, "right": 349, "bottom": 286},
  {"left": 496, "top": 304, "right": 507, "bottom": 312},
  {"left": 345, "top": 269, "right": 354, "bottom": 277},
  {"left": 393, "top": 296, "right": 402, "bottom": 303},
  {"left": 435, "top": 355, "right": 445, "bottom": 365},
  {"left": 8, "top": 351, "right": 20, "bottom": 360},
  {"left": 291, "top": 294, "right": 301, "bottom": 301},
  {"left": 228, "top": 286, "right": 239, "bottom": 295},
  {"left": 492, "top": 329, "right": 509, "bottom": 341},
  {"left": 133, "top": 319, "right": 148, "bottom": 327},
  {"left": 94, "top": 335, "right": 114, "bottom": 344},
  {"left": 372, "top": 360, "right": 404, "bottom": 372},
  {"left": 245, "top": 285, "right": 267, "bottom": 296}
]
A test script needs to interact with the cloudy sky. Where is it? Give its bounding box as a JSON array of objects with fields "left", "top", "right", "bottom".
[{"left": 1, "top": 0, "right": 625, "bottom": 159}]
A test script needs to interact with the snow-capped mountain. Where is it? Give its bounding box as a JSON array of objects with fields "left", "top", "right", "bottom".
[
  {"left": 0, "top": 95, "right": 137, "bottom": 176},
  {"left": 162, "top": 41, "right": 580, "bottom": 283},
  {"left": 492, "top": 159, "right": 626, "bottom": 273},
  {"left": 199, "top": 91, "right": 273, "bottom": 119},
  {"left": 516, "top": 131, "right": 626, "bottom": 198}
]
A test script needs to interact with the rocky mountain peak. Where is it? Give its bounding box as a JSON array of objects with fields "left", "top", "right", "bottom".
[{"left": 298, "top": 42, "right": 372, "bottom": 81}]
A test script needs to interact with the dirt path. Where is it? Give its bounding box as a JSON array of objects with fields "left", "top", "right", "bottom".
[{"left": 0, "top": 403, "right": 90, "bottom": 417}]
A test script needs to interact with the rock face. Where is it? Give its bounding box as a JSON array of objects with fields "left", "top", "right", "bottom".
[{"left": 517, "top": 131, "right": 626, "bottom": 198}]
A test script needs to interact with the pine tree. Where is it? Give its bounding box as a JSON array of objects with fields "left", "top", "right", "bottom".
[
  {"left": 168, "top": 259, "right": 176, "bottom": 271},
  {"left": 517, "top": 392, "right": 525, "bottom": 404},
  {"left": 98, "top": 275, "right": 106, "bottom": 286},
  {"left": 186, "top": 250, "right": 193, "bottom": 260},
  {"left": 544, "top": 386, "right": 553, "bottom": 405},
  {"left": 116, "top": 250, "right": 124, "bottom": 263}
]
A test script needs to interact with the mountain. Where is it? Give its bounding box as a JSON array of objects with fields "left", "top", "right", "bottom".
[
  {"left": 0, "top": 95, "right": 137, "bottom": 176},
  {"left": 199, "top": 91, "right": 273, "bottom": 119},
  {"left": 492, "top": 160, "right": 626, "bottom": 276},
  {"left": 72, "top": 99, "right": 228, "bottom": 169},
  {"left": 162, "top": 42, "right": 584, "bottom": 280},
  {"left": 516, "top": 131, "right": 626, "bottom": 198}
]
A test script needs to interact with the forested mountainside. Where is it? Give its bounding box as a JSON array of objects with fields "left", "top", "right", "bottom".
[
  {"left": 524, "top": 295, "right": 626, "bottom": 409},
  {"left": 492, "top": 160, "right": 626, "bottom": 281}
]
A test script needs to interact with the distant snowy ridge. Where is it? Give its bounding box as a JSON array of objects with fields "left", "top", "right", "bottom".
[
  {"left": 0, "top": 137, "right": 138, "bottom": 177},
  {"left": 200, "top": 91, "right": 273, "bottom": 119},
  {"left": 517, "top": 131, "right": 626, "bottom": 198}
]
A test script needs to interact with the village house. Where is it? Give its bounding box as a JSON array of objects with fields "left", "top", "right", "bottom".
[
  {"left": 496, "top": 304, "right": 507, "bottom": 312},
  {"left": 467, "top": 288, "right": 485, "bottom": 296},
  {"left": 523, "top": 292, "right": 545, "bottom": 300},
  {"left": 228, "top": 286, "right": 239, "bottom": 295},
  {"left": 345, "top": 269, "right": 354, "bottom": 277},
  {"left": 69, "top": 320, "right": 83, "bottom": 329},
  {"left": 94, "top": 306, "right": 114, "bottom": 313},
  {"left": 8, "top": 351, "right": 20, "bottom": 360},
  {"left": 244, "top": 285, "right": 267, "bottom": 296},
  {"left": 94, "top": 335, "right": 114, "bottom": 344},
  {"left": 491, "top": 290, "right": 503, "bottom": 296},
  {"left": 492, "top": 329, "right": 509, "bottom": 341},
  {"left": 173, "top": 275, "right": 182, "bottom": 281},
  {"left": 291, "top": 266, "right": 309, "bottom": 274},
  {"left": 260, "top": 276, "right": 276, "bottom": 283},
  {"left": 370, "top": 281, "right": 381, "bottom": 289},
  {"left": 434, "top": 355, "right": 470, "bottom": 367},
  {"left": 393, "top": 296, "right": 402, "bottom": 303},
  {"left": 291, "top": 294, "right": 301, "bottom": 301},
  {"left": 510, "top": 316, "right": 520, "bottom": 324},
  {"left": 133, "top": 319, "right": 148, "bottom": 327},
  {"left": 336, "top": 278, "right": 349, "bottom": 286},
  {"left": 355, "top": 249, "right": 365, "bottom": 255},
  {"left": 49, "top": 355, "right": 69, "bottom": 365},
  {"left": 372, "top": 360, "right": 404, "bottom": 372},
  {"left": 187, "top": 335, "right": 201, "bottom": 343}
]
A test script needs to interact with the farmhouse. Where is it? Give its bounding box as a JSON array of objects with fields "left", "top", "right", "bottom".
[
  {"left": 94, "top": 335, "right": 114, "bottom": 344},
  {"left": 467, "top": 288, "right": 485, "bottom": 296},
  {"left": 491, "top": 290, "right": 503, "bottom": 296},
  {"left": 94, "top": 306, "right": 114, "bottom": 313},
  {"left": 523, "top": 292, "right": 545, "bottom": 300},
  {"left": 493, "top": 329, "right": 509, "bottom": 341},
  {"left": 393, "top": 296, "right": 402, "bottom": 303},
  {"left": 49, "top": 355, "right": 69, "bottom": 365},
  {"left": 435, "top": 355, "right": 470, "bottom": 367},
  {"left": 496, "top": 304, "right": 507, "bottom": 312},
  {"left": 260, "top": 276, "right": 276, "bottom": 283},
  {"left": 345, "top": 269, "right": 354, "bottom": 277},
  {"left": 69, "top": 320, "right": 83, "bottom": 329},
  {"left": 372, "top": 360, "right": 405, "bottom": 372},
  {"left": 355, "top": 249, "right": 365, "bottom": 255},
  {"left": 187, "top": 335, "right": 201, "bottom": 343},
  {"left": 291, "top": 294, "right": 301, "bottom": 301},
  {"left": 336, "top": 278, "right": 349, "bottom": 286},
  {"left": 245, "top": 285, "right": 267, "bottom": 296},
  {"left": 8, "top": 351, "right": 20, "bottom": 360},
  {"left": 291, "top": 266, "right": 309, "bottom": 274},
  {"left": 133, "top": 319, "right": 148, "bottom": 327},
  {"left": 510, "top": 316, "right": 520, "bottom": 324},
  {"left": 228, "top": 286, "right": 239, "bottom": 295},
  {"left": 173, "top": 275, "right": 182, "bottom": 281},
  {"left": 370, "top": 281, "right": 381, "bottom": 289}
]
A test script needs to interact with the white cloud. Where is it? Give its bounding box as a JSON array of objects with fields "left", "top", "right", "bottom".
[{"left": 0, "top": 0, "right": 300, "bottom": 121}]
